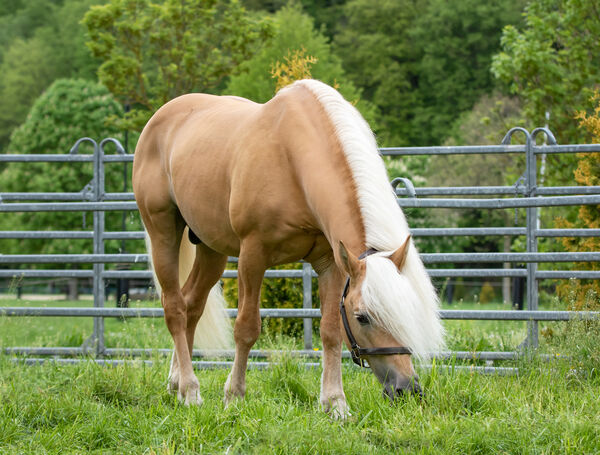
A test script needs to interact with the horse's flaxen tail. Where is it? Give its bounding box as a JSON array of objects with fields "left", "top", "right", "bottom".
[{"left": 145, "top": 227, "right": 233, "bottom": 351}]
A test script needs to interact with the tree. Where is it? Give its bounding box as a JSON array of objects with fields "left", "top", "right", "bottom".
[
  {"left": 242, "top": 0, "right": 348, "bottom": 40},
  {"left": 270, "top": 47, "right": 318, "bottom": 92},
  {"left": 83, "top": 0, "right": 273, "bottom": 131},
  {"left": 492, "top": 0, "right": 600, "bottom": 144},
  {"left": 225, "top": 3, "right": 376, "bottom": 125},
  {"left": 0, "top": 79, "right": 124, "bottom": 263},
  {"left": 335, "top": 0, "right": 525, "bottom": 147},
  {"left": 0, "top": 0, "right": 101, "bottom": 151}
]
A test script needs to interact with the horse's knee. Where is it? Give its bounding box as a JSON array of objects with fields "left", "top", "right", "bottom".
[
  {"left": 234, "top": 318, "right": 261, "bottom": 347},
  {"left": 162, "top": 292, "right": 186, "bottom": 333},
  {"left": 320, "top": 322, "right": 342, "bottom": 350}
]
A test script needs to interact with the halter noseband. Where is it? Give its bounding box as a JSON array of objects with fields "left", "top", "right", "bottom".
[{"left": 339, "top": 248, "right": 412, "bottom": 368}]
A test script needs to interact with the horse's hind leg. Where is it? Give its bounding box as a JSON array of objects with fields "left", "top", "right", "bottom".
[
  {"left": 167, "top": 242, "right": 228, "bottom": 393},
  {"left": 182, "top": 243, "right": 228, "bottom": 356},
  {"left": 224, "top": 237, "right": 266, "bottom": 405},
  {"left": 143, "top": 207, "right": 202, "bottom": 405}
]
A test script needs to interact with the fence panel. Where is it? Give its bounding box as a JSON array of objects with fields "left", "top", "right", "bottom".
[{"left": 1, "top": 127, "right": 599, "bottom": 367}]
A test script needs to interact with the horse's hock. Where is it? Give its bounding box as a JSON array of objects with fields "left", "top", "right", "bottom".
[{"left": 1, "top": 128, "right": 599, "bottom": 372}]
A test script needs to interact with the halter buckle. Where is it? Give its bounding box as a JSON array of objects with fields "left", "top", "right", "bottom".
[{"left": 350, "top": 347, "right": 369, "bottom": 368}]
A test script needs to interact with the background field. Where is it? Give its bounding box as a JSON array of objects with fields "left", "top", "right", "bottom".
[{"left": 0, "top": 297, "right": 560, "bottom": 355}]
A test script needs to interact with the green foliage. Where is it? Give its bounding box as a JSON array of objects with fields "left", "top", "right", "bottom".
[
  {"left": 83, "top": 0, "right": 273, "bottom": 131},
  {"left": 492, "top": 0, "right": 600, "bottom": 145},
  {"left": 225, "top": 3, "right": 377, "bottom": 126},
  {"left": 335, "top": 0, "right": 525, "bottom": 147},
  {"left": 0, "top": 79, "right": 124, "bottom": 257},
  {"left": 555, "top": 93, "right": 600, "bottom": 309},
  {"left": 242, "top": 0, "right": 347, "bottom": 39},
  {"left": 0, "top": 0, "right": 101, "bottom": 151}
]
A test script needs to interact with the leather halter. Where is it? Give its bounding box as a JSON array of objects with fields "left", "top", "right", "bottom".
[{"left": 339, "top": 248, "right": 412, "bottom": 368}]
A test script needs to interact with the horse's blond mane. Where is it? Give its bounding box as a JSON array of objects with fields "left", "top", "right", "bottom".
[{"left": 287, "top": 79, "right": 444, "bottom": 359}]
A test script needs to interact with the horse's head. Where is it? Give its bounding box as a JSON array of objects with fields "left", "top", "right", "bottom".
[{"left": 338, "top": 237, "right": 443, "bottom": 401}]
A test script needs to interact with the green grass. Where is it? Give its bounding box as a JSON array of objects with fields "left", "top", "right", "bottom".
[
  {"left": 0, "top": 352, "right": 599, "bottom": 453},
  {"left": 1, "top": 297, "right": 600, "bottom": 453}
]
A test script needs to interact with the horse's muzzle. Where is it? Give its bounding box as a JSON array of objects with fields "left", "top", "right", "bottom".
[{"left": 383, "top": 376, "right": 423, "bottom": 401}]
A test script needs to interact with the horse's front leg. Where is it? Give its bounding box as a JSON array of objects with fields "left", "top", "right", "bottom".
[
  {"left": 315, "top": 259, "right": 351, "bottom": 419},
  {"left": 224, "top": 238, "right": 265, "bottom": 405}
]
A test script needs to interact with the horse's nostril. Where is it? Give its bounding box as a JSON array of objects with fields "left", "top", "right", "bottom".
[{"left": 394, "top": 379, "right": 423, "bottom": 398}]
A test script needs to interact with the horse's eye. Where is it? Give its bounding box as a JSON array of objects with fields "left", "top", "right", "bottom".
[{"left": 355, "top": 313, "right": 370, "bottom": 325}]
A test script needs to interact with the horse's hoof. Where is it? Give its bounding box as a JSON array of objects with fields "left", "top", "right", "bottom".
[
  {"left": 223, "top": 389, "right": 245, "bottom": 407},
  {"left": 177, "top": 378, "right": 202, "bottom": 406},
  {"left": 223, "top": 373, "right": 245, "bottom": 407},
  {"left": 178, "top": 388, "right": 203, "bottom": 406},
  {"left": 323, "top": 398, "right": 351, "bottom": 420},
  {"left": 167, "top": 378, "right": 179, "bottom": 395}
]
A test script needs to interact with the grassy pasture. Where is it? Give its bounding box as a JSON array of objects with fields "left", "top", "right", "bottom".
[
  {"left": 1, "top": 352, "right": 599, "bottom": 453},
  {"left": 1, "top": 297, "right": 599, "bottom": 453}
]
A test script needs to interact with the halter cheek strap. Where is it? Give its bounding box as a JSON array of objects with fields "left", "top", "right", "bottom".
[{"left": 339, "top": 248, "right": 412, "bottom": 368}]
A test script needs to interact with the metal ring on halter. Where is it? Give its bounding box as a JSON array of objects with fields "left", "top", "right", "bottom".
[{"left": 339, "top": 248, "right": 412, "bottom": 368}]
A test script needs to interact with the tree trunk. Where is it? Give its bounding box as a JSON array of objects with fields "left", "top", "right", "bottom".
[{"left": 67, "top": 278, "right": 79, "bottom": 301}]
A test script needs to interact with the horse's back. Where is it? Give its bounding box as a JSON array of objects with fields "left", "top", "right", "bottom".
[{"left": 134, "top": 93, "right": 259, "bottom": 167}]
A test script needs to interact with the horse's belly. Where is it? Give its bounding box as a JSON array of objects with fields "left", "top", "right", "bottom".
[{"left": 170, "top": 155, "right": 240, "bottom": 256}]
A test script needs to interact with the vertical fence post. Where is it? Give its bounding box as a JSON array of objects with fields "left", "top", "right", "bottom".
[
  {"left": 93, "top": 141, "right": 106, "bottom": 356},
  {"left": 302, "top": 262, "right": 313, "bottom": 350},
  {"left": 525, "top": 132, "right": 539, "bottom": 348}
]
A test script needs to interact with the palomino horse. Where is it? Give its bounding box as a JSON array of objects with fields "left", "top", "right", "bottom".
[{"left": 132, "top": 79, "right": 443, "bottom": 418}]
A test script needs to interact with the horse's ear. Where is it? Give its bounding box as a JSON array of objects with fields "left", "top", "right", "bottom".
[
  {"left": 338, "top": 241, "right": 360, "bottom": 278},
  {"left": 390, "top": 235, "right": 411, "bottom": 270}
]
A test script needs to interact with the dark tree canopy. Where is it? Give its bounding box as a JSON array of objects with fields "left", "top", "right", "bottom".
[
  {"left": 334, "top": 0, "right": 525, "bottom": 146},
  {"left": 83, "top": 0, "right": 273, "bottom": 131}
]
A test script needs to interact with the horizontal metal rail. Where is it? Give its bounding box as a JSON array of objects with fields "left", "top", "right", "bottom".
[
  {"left": 531, "top": 144, "right": 600, "bottom": 154},
  {"left": 2, "top": 252, "right": 599, "bottom": 265},
  {"left": 3, "top": 185, "right": 598, "bottom": 203},
  {"left": 397, "top": 195, "right": 600, "bottom": 208},
  {"left": 2, "top": 143, "right": 597, "bottom": 162},
  {"left": 395, "top": 185, "right": 600, "bottom": 197},
  {"left": 3, "top": 195, "right": 599, "bottom": 212},
  {"left": 0, "top": 202, "right": 138, "bottom": 212},
  {"left": 2, "top": 347, "right": 553, "bottom": 363},
  {"left": 0, "top": 154, "right": 95, "bottom": 162},
  {"left": 1, "top": 268, "right": 597, "bottom": 280},
  {"left": 2, "top": 227, "right": 598, "bottom": 240},
  {"left": 380, "top": 143, "right": 600, "bottom": 156},
  {"left": 9, "top": 357, "right": 518, "bottom": 375},
  {"left": 381, "top": 145, "right": 527, "bottom": 155},
  {"left": 1, "top": 306, "right": 598, "bottom": 321}
]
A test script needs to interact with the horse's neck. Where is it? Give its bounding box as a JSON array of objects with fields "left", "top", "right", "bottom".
[
  {"left": 272, "top": 85, "right": 368, "bottom": 257},
  {"left": 292, "top": 138, "right": 367, "bottom": 258}
]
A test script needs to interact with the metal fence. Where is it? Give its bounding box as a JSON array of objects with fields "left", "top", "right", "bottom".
[{"left": 1, "top": 127, "right": 599, "bottom": 368}]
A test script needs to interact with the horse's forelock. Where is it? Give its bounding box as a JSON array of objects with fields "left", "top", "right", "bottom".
[{"left": 361, "top": 255, "right": 444, "bottom": 361}]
